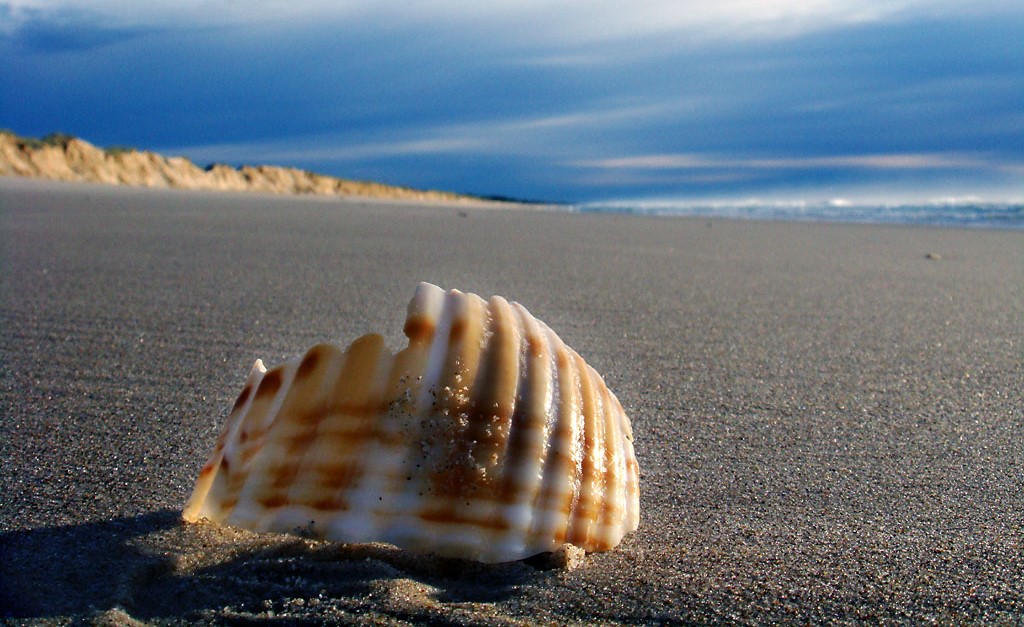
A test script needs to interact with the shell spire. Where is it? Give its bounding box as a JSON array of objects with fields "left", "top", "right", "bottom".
[{"left": 183, "top": 283, "right": 640, "bottom": 563}]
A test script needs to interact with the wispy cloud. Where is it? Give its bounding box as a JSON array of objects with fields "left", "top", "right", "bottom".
[
  {"left": 575, "top": 152, "right": 1020, "bottom": 172},
  {"left": 164, "top": 103, "right": 679, "bottom": 165}
]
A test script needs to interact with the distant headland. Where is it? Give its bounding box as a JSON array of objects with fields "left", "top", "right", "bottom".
[{"left": 0, "top": 131, "right": 511, "bottom": 204}]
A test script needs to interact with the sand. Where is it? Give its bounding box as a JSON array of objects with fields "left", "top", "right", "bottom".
[{"left": 2, "top": 177, "right": 1022, "bottom": 625}]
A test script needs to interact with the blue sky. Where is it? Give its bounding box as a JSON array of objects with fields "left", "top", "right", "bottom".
[{"left": 2, "top": 1, "right": 1022, "bottom": 204}]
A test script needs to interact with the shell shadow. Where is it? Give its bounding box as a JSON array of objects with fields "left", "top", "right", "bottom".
[
  {"left": 2, "top": 509, "right": 553, "bottom": 623},
  {"left": 124, "top": 530, "right": 550, "bottom": 623},
  {"left": 0, "top": 509, "right": 181, "bottom": 620}
]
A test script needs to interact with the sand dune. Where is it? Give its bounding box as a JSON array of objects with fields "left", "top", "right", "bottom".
[{"left": 0, "top": 131, "right": 488, "bottom": 204}]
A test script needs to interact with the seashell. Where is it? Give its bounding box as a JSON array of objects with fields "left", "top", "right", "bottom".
[{"left": 183, "top": 282, "right": 640, "bottom": 563}]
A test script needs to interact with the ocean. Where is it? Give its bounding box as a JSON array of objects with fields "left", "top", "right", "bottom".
[{"left": 573, "top": 200, "right": 1024, "bottom": 230}]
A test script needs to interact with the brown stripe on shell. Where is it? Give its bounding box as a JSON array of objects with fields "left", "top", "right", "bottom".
[
  {"left": 403, "top": 314, "right": 435, "bottom": 345},
  {"left": 265, "top": 459, "right": 302, "bottom": 489},
  {"left": 231, "top": 383, "right": 255, "bottom": 414},
  {"left": 309, "top": 493, "right": 348, "bottom": 512},
  {"left": 254, "top": 368, "right": 283, "bottom": 400},
  {"left": 447, "top": 316, "right": 467, "bottom": 344},
  {"left": 419, "top": 507, "right": 512, "bottom": 531},
  {"left": 296, "top": 345, "right": 322, "bottom": 379},
  {"left": 258, "top": 492, "right": 290, "bottom": 510},
  {"left": 310, "top": 460, "right": 362, "bottom": 489},
  {"left": 238, "top": 443, "right": 261, "bottom": 465}
]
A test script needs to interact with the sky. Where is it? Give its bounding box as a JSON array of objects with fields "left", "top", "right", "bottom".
[{"left": 2, "top": 1, "right": 1022, "bottom": 204}]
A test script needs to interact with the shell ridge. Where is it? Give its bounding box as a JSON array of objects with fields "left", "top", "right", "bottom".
[
  {"left": 433, "top": 293, "right": 488, "bottom": 501},
  {"left": 566, "top": 351, "right": 604, "bottom": 548},
  {"left": 492, "top": 302, "right": 554, "bottom": 558},
  {"left": 584, "top": 359, "right": 610, "bottom": 549},
  {"left": 407, "top": 288, "right": 468, "bottom": 528},
  {"left": 226, "top": 360, "right": 301, "bottom": 530},
  {"left": 383, "top": 289, "right": 480, "bottom": 556},
  {"left": 388, "top": 289, "right": 458, "bottom": 546},
  {"left": 520, "top": 313, "right": 569, "bottom": 553},
  {"left": 524, "top": 321, "right": 569, "bottom": 553},
  {"left": 182, "top": 360, "right": 266, "bottom": 522},
  {"left": 463, "top": 295, "right": 520, "bottom": 560},
  {"left": 560, "top": 350, "right": 586, "bottom": 545},
  {"left": 272, "top": 342, "right": 352, "bottom": 534},
  {"left": 595, "top": 375, "right": 626, "bottom": 550},
  {"left": 414, "top": 290, "right": 456, "bottom": 415},
  {"left": 623, "top": 408, "right": 641, "bottom": 532},
  {"left": 371, "top": 327, "right": 439, "bottom": 551},
  {"left": 321, "top": 335, "right": 396, "bottom": 543},
  {"left": 199, "top": 364, "right": 277, "bottom": 522},
  {"left": 410, "top": 289, "right": 462, "bottom": 504},
  {"left": 602, "top": 385, "right": 639, "bottom": 534},
  {"left": 319, "top": 336, "right": 387, "bottom": 480},
  {"left": 215, "top": 361, "right": 284, "bottom": 521},
  {"left": 407, "top": 292, "right": 481, "bottom": 529}
]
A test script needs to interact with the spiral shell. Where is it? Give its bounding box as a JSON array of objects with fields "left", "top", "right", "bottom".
[{"left": 183, "top": 283, "right": 640, "bottom": 563}]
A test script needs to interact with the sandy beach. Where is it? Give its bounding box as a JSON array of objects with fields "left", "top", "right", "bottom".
[{"left": 2, "top": 177, "right": 1022, "bottom": 624}]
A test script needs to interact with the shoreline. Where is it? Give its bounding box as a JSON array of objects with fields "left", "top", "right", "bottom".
[
  {"left": 2, "top": 180, "right": 1022, "bottom": 624},
  {"left": 7, "top": 175, "right": 1018, "bottom": 231}
]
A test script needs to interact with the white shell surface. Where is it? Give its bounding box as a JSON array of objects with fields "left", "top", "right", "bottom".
[{"left": 183, "top": 283, "right": 640, "bottom": 563}]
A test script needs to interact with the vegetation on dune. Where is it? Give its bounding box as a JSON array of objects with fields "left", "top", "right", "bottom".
[{"left": 1, "top": 129, "right": 76, "bottom": 149}]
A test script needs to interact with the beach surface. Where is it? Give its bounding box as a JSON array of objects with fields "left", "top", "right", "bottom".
[{"left": 2, "top": 178, "right": 1022, "bottom": 624}]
